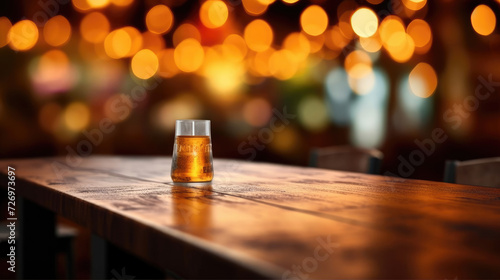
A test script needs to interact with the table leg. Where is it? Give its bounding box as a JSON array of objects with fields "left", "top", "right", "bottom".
[{"left": 18, "top": 197, "right": 56, "bottom": 279}]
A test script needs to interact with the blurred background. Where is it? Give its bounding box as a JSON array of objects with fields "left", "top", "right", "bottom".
[{"left": 1, "top": 0, "right": 500, "bottom": 181}]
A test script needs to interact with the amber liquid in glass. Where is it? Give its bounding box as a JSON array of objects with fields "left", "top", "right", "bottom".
[{"left": 171, "top": 136, "right": 213, "bottom": 182}]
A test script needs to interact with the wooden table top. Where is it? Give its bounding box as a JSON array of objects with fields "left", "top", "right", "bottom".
[{"left": 2, "top": 156, "right": 500, "bottom": 279}]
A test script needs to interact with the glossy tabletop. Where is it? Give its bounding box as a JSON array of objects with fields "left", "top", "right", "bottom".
[{"left": 1, "top": 156, "right": 500, "bottom": 279}]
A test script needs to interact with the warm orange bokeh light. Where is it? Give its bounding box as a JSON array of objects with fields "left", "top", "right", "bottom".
[
  {"left": 158, "top": 48, "right": 179, "bottom": 78},
  {"left": 282, "top": 0, "right": 299, "bottom": 3},
  {"left": 87, "top": 0, "right": 110, "bottom": 9},
  {"left": 268, "top": 49, "right": 298, "bottom": 80},
  {"left": 223, "top": 34, "right": 248, "bottom": 62},
  {"left": 409, "top": 62, "right": 438, "bottom": 98},
  {"left": 386, "top": 32, "right": 415, "bottom": 63},
  {"left": 379, "top": 16, "right": 405, "bottom": 43},
  {"left": 304, "top": 32, "right": 324, "bottom": 53},
  {"left": 300, "top": 5, "right": 328, "bottom": 36},
  {"left": 0, "top": 17, "right": 12, "bottom": 48},
  {"left": 44, "top": 16, "right": 71, "bottom": 47},
  {"left": 242, "top": 0, "right": 269, "bottom": 16},
  {"left": 407, "top": 19, "right": 432, "bottom": 54},
  {"left": 344, "top": 50, "right": 372, "bottom": 78},
  {"left": 324, "top": 25, "right": 350, "bottom": 51},
  {"left": 146, "top": 5, "right": 174, "bottom": 35},
  {"left": 173, "top": 23, "right": 201, "bottom": 47},
  {"left": 283, "top": 32, "right": 310, "bottom": 62},
  {"left": 244, "top": 19, "right": 273, "bottom": 52},
  {"left": 64, "top": 102, "right": 90, "bottom": 131},
  {"left": 174, "top": 38, "right": 205, "bottom": 72},
  {"left": 200, "top": 0, "right": 229, "bottom": 29},
  {"left": 338, "top": 11, "right": 355, "bottom": 39},
  {"left": 104, "top": 29, "right": 132, "bottom": 59},
  {"left": 402, "top": 0, "right": 427, "bottom": 11},
  {"left": 249, "top": 47, "right": 274, "bottom": 76},
  {"left": 351, "top": 7, "right": 378, "bottom": 38},
  {"left": 243, "top": 98, "right": 272, "bottom": 126},
  {"left": 110, "top": 0, "right": 133, "bottom": 7},
  {"left": 471, "top": 5, "right": 496, "bottom": 36},
  {"left": 122, "top": 27, "right": 143, "bottom": 57},
  {"left": 131, "top": 49, "right": 159, "bottom": 79},
  {"left": 141, "top": 31, "right": 165, "bottom": 53},
  {"left": 72, "top": 0, "right": 92, "bottom": 11},
  {"left": 8, "top": 20, "right": 39, "bottom": 51},
  {"left": 359, "top": 32, "right": 382, "bottom": 53},
  {"left": 80, "top": 12, "right": 110, "bottom": 43}
]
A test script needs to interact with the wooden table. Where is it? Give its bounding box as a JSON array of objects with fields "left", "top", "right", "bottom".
[{"left": 2, "top": 156, "right": 500, "bottom": 279}]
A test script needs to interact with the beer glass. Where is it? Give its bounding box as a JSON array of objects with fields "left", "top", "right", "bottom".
[{"left": 171, "top": 120, "right": 214, "bottom": 182}]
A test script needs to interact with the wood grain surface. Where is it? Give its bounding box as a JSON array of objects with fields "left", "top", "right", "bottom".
[{"left": 2, "top": 156, "right": 500, "bottom": 279}]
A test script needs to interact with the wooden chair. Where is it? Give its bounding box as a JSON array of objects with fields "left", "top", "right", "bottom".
[
  {"left": 443, "top": 157, "right": 500, "bottom": 188},
  {"left": 309, "top": 146, "right": 383, "bottom": 174}
]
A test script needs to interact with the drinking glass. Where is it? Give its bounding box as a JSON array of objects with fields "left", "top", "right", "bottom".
[{"left": 171, "top": 120, "right": 214, "bottom": 182}]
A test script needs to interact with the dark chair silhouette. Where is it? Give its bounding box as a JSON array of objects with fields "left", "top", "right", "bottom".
[
  {"left": 0, "top": 222, "right": 77, "bottom": 279},
  {"left": 443, "top": 157, "right": 500, "bottom": 188},
  {"left": 309, "top": 146, "right": 383, "bottom": 174}
]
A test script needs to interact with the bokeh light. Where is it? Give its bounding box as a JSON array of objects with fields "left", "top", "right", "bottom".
[
  {"left": 122, "top": 27, "right": 143, "bottom": 57},
  {"left": 146, "top": 5, "right": 174, "bottom": 35},
  {"left": 395, "top": 75, "right": 433, "bottom": 132},
  {"left": 64, "top": 102, "right": 90, "bottom": 132},
  {"left": 243, "top": 98, "right": 272, "bottom": 126},
  {"left": 344, "top": 50, "right": 372, "bottom": 78},
  {"left": 31, "top": 49, "right": 77, "bottom": 95},
  {"left": 242, "top": 0, "right": 269, "bottom": 16},
  {"left": 0, "top": 17, "right": 12, "bottom": 48},
  {"left": 269, "top": 49, "right": 298, "bottom": 80},
  {"left": 158, "top": 48, "right": 179, "bottom": 78},
  {"left": 104, "top": 27, "right": 142, "bottom": 59},
  {"left": 200, "top": 0, "right": 229, "bottom": 29},
  {"left": 471, "top": 5, "right": 496, "bottom": 36},
  {"left": 379, "top": 16, "right": 405, "bottom": 43},
  {"left": 325, "top": 67, "right": 351, "bottom": 126},
  {"left": 87, "top": 0, "right": 110, "bottom": 9},
  {"left": 72, "top": 0, "right": 92, "bottom": 12},
  {"left": 203, "top": 49, "right": 244, "bottom": 96},
  {"left": 173, "top": 23, "right": 201, "bottom": 46},
  {"left": 110, "top": 0, "right": 133, "bottom": 7},
  {"left": 407, "top": 19, "right": 432, "bottom": 54},
  {"left": 174, "top": 38, "right": 204, "bottom": 72},
  {"left": 402, "top": 0, "right": 427, "bottom": 11},
  {"left": 104, "top": 29, "right": 132, "bottom": 59},
  {"left": 151, "top": 94, "right": 202, "bottom": 131},
  {"left": 8, "top": 20, "right": 39, "bottom": 51},
  {"left": 43, "top": 16, "right": 71, "bottom": 47},
  {"left": 223, "top": 34, "right": 248, "bottom": 62},
  {"left": 298, "top": 95, "right": 329, "bottom": 131},
  {"left": 244, "top": 19, "right": 273, "bottom": 52},
  {"left": 379, "top": 17, "right": 415, "bottom": 63},
  {"left": 350, "top": 68, "right": 389, "bottom": 148},
  {"left": 409, "top": 62, "right": 438, "bottom": 98},
  {"left": 131, "top": 49, "right": 159, "bottom": 79},
  {"left": 300, "top": 5, "right": 328, "bottom": 36},
  {"left": 283, "top": 32, "right": 310, "bottom": 62},
  {"left": 359, "top": 32, "right": 382, "bottom": 53},
  {"left": 351, "top": 7, "right": 378, "bottom": 38},
  {"left": 141, "top": 31, "right": 165, "bottom": 53},
  {"left": 80, "top": 12, "right": 110, "bottom": 43}
]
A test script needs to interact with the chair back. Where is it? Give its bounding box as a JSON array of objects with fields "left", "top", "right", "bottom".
[
  {"left": 309, "top": 146, "right": 383, "bottom": 174},
  {"left": 443, "top": 157, "right": 500, "bottom": 188}
]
